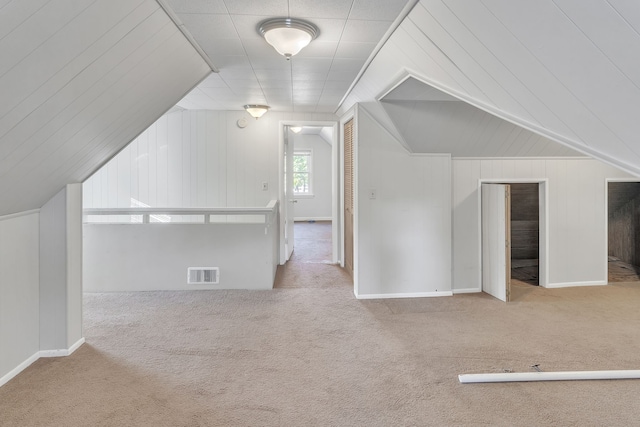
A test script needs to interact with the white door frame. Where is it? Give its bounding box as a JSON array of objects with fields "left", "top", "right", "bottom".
[
  {"left": 278, "top": 120, "right": 339, "bottom": 265},
  {"left": 604, "top": 178, "right": 640, "bottom": 283},
  {"left": 478, "top": 178, "right": 549, "bottom": 289}
]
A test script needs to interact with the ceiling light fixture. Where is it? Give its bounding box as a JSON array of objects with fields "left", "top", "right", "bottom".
[
  {"left": 258, "top": 18, "right": 318, "bottom": 59},
  {"left": 290, "top": 126, "right": 302, "bottom": 133},
  {"left": 244, "top": 104, "right": 270, "bottom": 119}
]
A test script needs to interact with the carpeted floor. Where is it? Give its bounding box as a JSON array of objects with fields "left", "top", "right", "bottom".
[{"left": 3, "top": 223, "right": 640, "bottom": 426}]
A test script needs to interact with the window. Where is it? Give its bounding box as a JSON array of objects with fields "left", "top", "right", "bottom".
[{"left": 293, "top": 149, "right": 312, "bottom": 196}]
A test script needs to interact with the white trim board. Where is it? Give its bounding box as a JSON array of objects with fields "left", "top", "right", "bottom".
[
  {"left": 294, "top": 217, "right": 332, "bottom": 222},
  {"left": 0, "top": 338, "right": 85, "bottom": 388},
  {"left": 39, "top": 338, "right": 86, "bottom": 358},
  {"left": 354, "top": 291, "right": 453, "bottom": 299},
  {"left": 546, "top": 281, "right": 606, "bottom": 289},
  {"left": 453, "top": 288, "right": 481, "bottom": 294},
  {"left": 0, "top": 209, "right": 39, "bottom": 222},
  {"left": 0, "top": 352, "right": 40, "bottom": 388}
]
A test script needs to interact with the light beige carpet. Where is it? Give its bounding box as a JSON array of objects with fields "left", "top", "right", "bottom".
[{"left": 2, "top": 225, "right": 640, "bottom": 425}]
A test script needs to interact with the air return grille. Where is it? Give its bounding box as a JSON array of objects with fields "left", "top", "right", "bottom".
[{"left": 187, "top": 267, "right": 219, "bottom": 285}]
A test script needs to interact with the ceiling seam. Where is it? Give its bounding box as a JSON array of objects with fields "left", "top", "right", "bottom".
[{"left": 155, "top": 0, "right": 219, "bottom": 72}]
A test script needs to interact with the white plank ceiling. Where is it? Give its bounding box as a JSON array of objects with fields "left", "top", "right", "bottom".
[
  {"left": 166, "top": 0, "right": 412, "bottom": 112},
  {"left": 340, "top": 0, "right": 640, "bottom": 175},
  {"left": 0, "top": 0, "right": 210, "bottom": 216},
  {"left": 380, "top": 78, "right": 582, "bottom": 157}
]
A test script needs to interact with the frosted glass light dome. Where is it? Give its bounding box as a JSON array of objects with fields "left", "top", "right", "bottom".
[{"left": 258, "top": 18, "right": 318, "bottom": 59}]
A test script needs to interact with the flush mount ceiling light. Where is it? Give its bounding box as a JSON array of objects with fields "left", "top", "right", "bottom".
[
  {"left": 290, "top": 126, "right": 302, "bottom": 133},
  {"left": 258, "top": 18, "right": 318, "bottom": 59},
  {"left": 244, "top": 104, "right": 270, "bottom": 119}
]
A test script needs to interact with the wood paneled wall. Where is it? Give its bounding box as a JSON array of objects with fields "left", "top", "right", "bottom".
[
  {"left": 510, "top": 183, "right": 539, "bottom": 260},
  {"left": 608, "top": 183, "right": 640, "bottom": 266},
  {"left": 356, "top": 109, "right": 452, "bottom": 297},
  {"left": 0, "top": 0, "right": 211, "bottom": 216},
  {"left": 453, "top": 158, "right": 632, "bottom": 291},
  {"left": 84, "top": 110, "right": 337, "bottom": 209},
  {"left": 0, "top": 212, "right": 40, "bottom": 384}
]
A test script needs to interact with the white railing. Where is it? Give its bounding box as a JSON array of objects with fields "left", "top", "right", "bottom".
[{"left": 84, "top": 200, "right": 278, "bottom": 227}]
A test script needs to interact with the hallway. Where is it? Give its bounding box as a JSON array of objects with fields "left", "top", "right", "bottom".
[{"left": 274, "top": 221, "right": 350, "bottom": 289}]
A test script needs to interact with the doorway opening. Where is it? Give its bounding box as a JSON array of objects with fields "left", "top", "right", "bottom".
[
  {"left": 481, "top": 181, "right": 546, "bottom": 302},
  {"left": 278, "top": 122, "right": 339, "bottom": 266},
  {"left": 510, "top": 183, "right": 540, "bottom": 287},
  {"left": 607, "top": 181, "right": 640, "bottom": 283}
]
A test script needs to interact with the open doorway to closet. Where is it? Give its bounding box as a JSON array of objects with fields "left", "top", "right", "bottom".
[
  {"left": 607, "top": 181, "right": 640, "bottom": 283},
  {"left": 481, "top": 181, "right": 547, "bottom": 302},
  {"left": 510, "top": 183, "right": 540, "bottom": 287}
]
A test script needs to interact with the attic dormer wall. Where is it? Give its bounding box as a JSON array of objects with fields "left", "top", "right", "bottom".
[{"left": 83, "top": 110, "right": 338, "bottom": 210}]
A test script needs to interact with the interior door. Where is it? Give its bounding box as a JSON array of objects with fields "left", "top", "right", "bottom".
[
  {"left": 344, "top": 119, "right": 354, "bottom": 277},
  {"left": 482, "top": 183, "right": 511, "bottom": 302},
  {"left": 284, "top": 127, "right": 295, "bottom": 261}
]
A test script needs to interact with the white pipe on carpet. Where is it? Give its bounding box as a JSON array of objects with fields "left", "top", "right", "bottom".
[{"left": 459, "top": 370, "right": 640, "bottom": 384}]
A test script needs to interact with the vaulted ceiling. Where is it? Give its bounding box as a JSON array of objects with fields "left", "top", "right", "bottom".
[
  {"left": 3, "top": 0, "right": 640, "bottom": 217},
  {"left": 341, "top": 0, "right": 640, "bottom": 176},
  {"left": 0, "top": 0, "right": 210, "bottom": 216}
]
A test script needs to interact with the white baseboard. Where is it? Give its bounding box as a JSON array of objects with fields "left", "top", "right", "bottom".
[
  {"left": 39, "top": 337, "right": 85, "bottom": 358},
  {"left": 1, "top": 338, "right": 86, "bottom": 388},
  {"left": 0, "top": 351, "right": 40, "bottom": 388},
  {"left": 545, "top": 281, "right": 606, "bottom": 289},
  {"left": 453, "top": 287, "right": 481, "bottom": 294},
  {"left": 354, "top": 291, "right": 453, "bottom": 299}
]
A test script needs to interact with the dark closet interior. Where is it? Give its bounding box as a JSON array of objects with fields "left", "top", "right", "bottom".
[
  {"left": 608, "top": 182, "right": 640, "bottom": 282},
  {"left": 510, "top": 183, "right": 539, "bottom": 286}
]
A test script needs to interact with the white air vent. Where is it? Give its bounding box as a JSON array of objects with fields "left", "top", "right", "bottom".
[{"left": 187, "top": 267, "right": 219, "bottom": 285}]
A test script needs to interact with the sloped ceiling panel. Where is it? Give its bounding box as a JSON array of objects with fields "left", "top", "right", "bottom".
[
  {"left": 0, "top": 0, "right": 211, "bottom": 216},
  {"left": 339, "top": 0, "right": 640, "bottom": 175},
  {"left": 380, "top": 78, "right": 582, "bottom": 157}
]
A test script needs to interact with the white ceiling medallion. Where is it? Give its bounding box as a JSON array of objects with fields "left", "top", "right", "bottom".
[
  {"left": 244, "top": 104, "right": 270, "bottom": 119},
  {"left": 258, "top": 18, "right": 318, "bottom": 59}
]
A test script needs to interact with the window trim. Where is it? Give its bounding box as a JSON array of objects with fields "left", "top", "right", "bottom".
[{"left": 293, "top": 149, "right": 313, "bottom": 197}]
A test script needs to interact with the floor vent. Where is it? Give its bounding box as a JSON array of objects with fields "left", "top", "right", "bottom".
[{"left": 187, "top": 267, "right": 219, "bottom": 285}]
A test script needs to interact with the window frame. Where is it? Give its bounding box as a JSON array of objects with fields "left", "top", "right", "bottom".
[{"left": 293, "top": 149, "right": 314, "bottom": 198}]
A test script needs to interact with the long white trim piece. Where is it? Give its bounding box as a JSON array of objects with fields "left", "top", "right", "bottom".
[
  {"left": 39, "top": 337, "right": 85, "bottom": 358},
  {"left": 453, "top": 288, "right": 481, "bottom": 294},
  {"left": 0, "top": 352, "right": 40, "bottom": 388},
  {"left": 0, "top": 209, "right": 40, "bottom": 222},
  {"left": 459, "top": 370, "right": 640, "bottom": 384},
  {"left": 546, "top": 281, "right": 606, "bottom": 289},
  {"left": 354, "top": 291, "right": 454, "bottom": 299}
]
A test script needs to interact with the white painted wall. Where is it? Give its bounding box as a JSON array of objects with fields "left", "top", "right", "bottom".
[
  {"left": 293, "top": 133, "right": 332, "bottom": 221},
  {"left": 40, "top": 184, "right": 84, "bottom": 352},
  {"left": 0, "top": 212, "right": 40, "bottom": 385},
  {"left": 356, "top": 108, "right": 452, "bottom": 298},
  {"left": 84, "top": 110, "right": 337, "bottom": 210},
  {"left": 452, "top": 158, "right": 633, "bottom": 292},
  {"left": 84, "top": 219, "right": 278, "bottom": 292}
]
